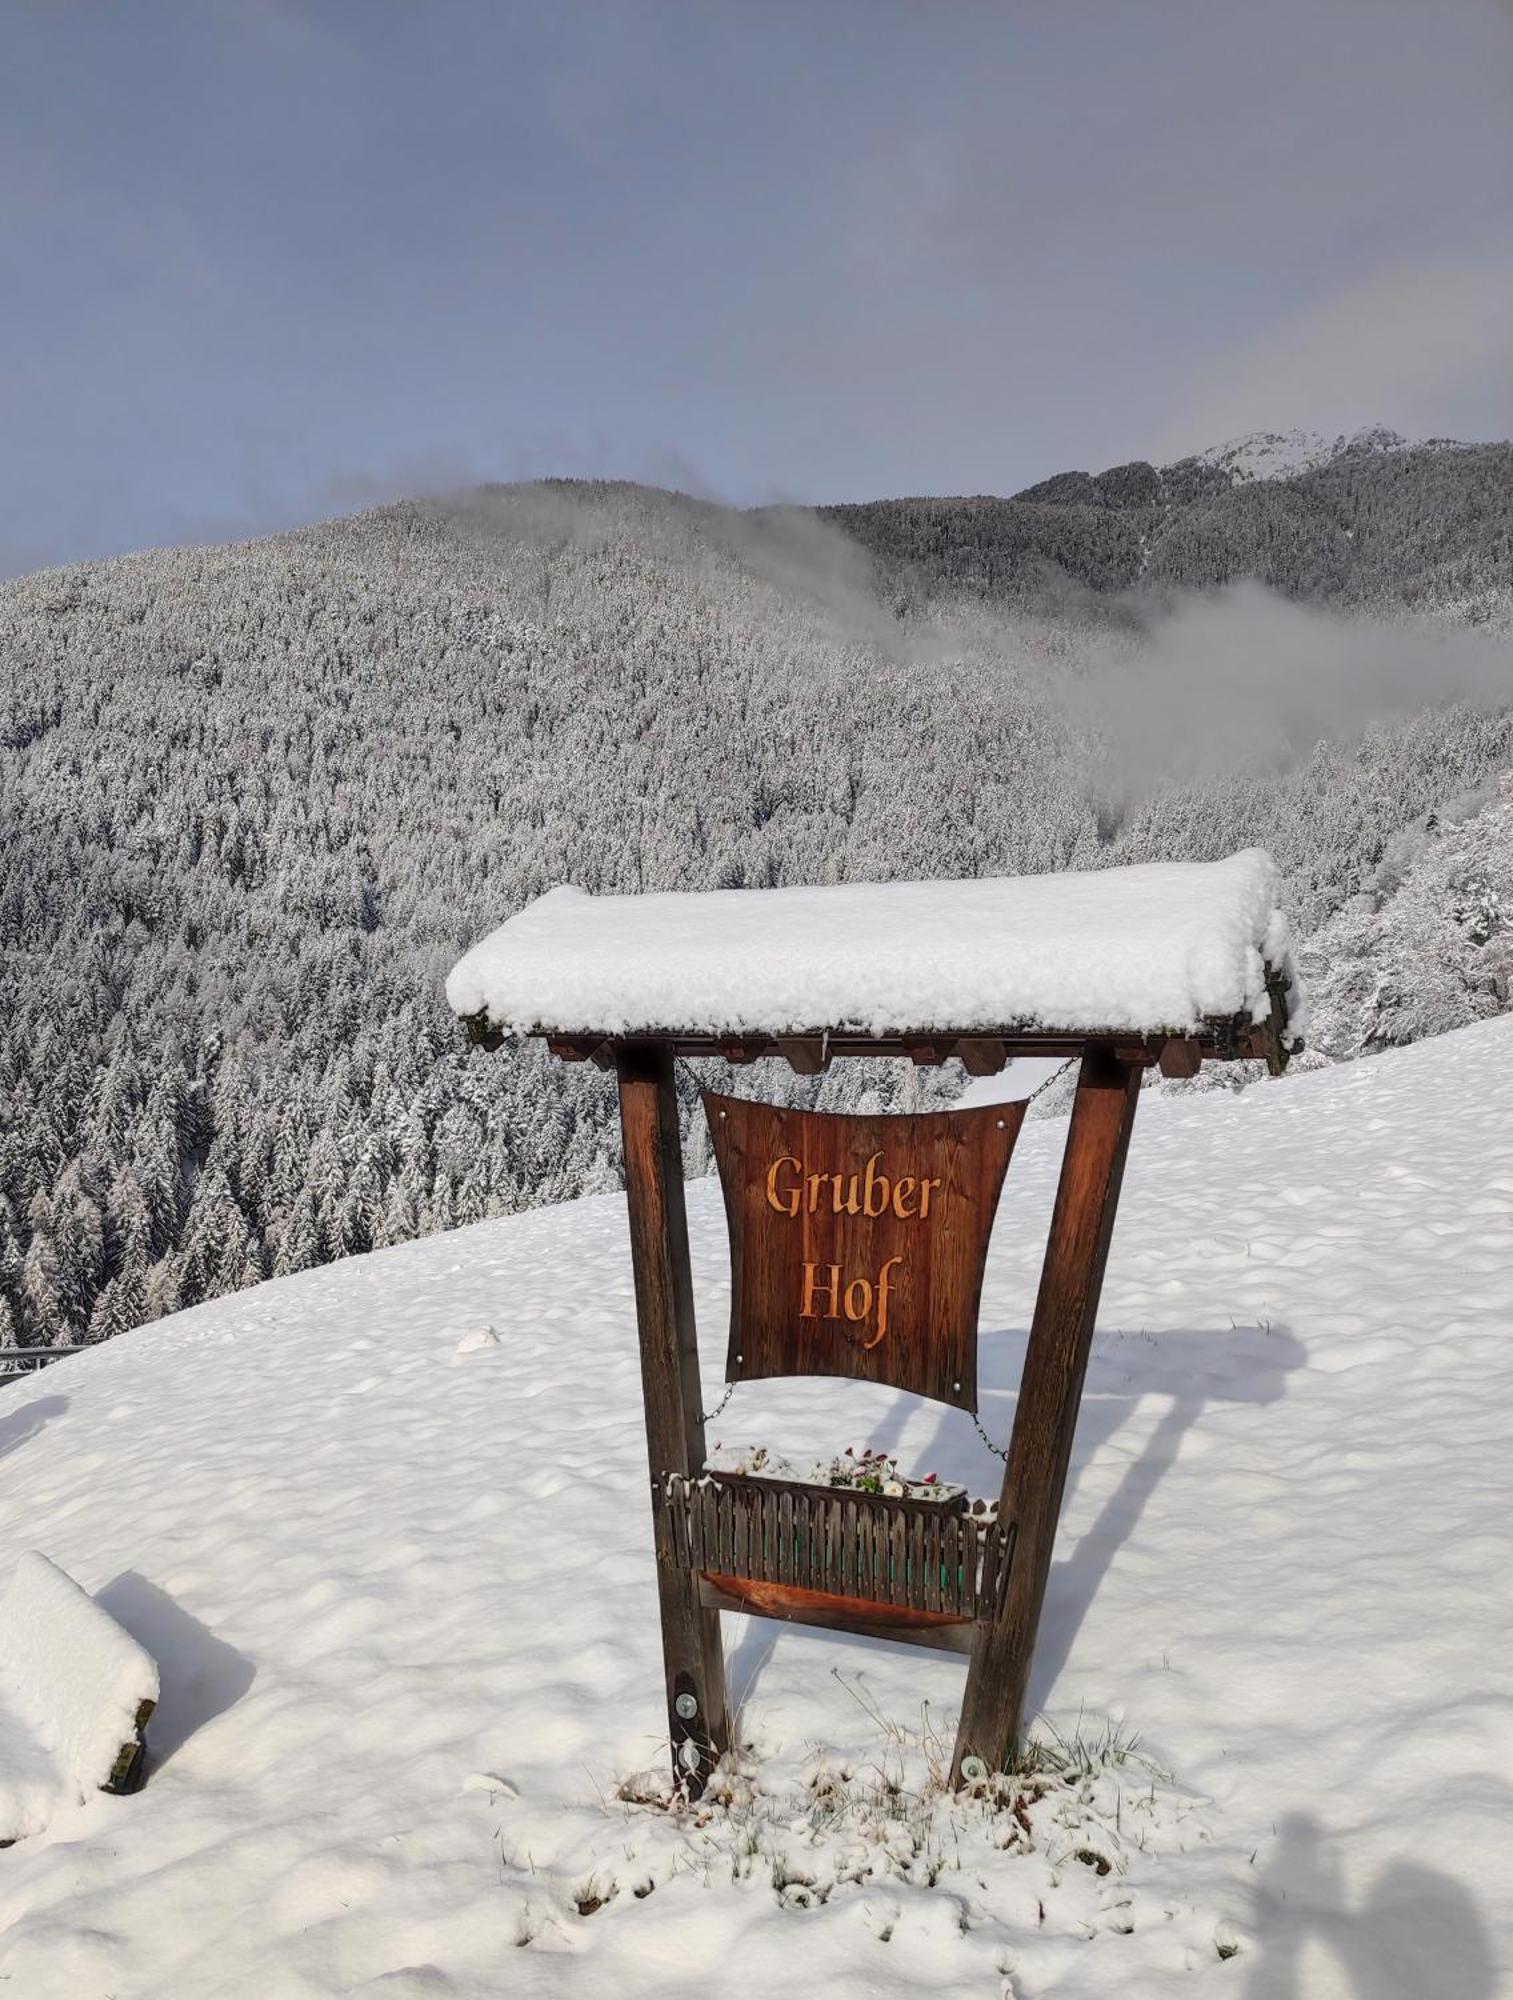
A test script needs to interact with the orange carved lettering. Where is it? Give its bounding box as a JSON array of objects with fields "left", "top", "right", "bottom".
[
  {"left": 800, "top": 1262, "right": 841, "bottom": 1319},
  {"left": 765, "top": 1155, "right": 801, "bottom": 1217}
]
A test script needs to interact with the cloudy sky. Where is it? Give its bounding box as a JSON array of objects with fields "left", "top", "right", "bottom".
[{"left": 3, "top": 0, "right": 1511, "bottom": 573}]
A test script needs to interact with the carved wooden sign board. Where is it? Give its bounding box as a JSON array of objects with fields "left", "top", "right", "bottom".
[{"left": 705, "top": 1092, "right": 1024, "bottom": 1410}]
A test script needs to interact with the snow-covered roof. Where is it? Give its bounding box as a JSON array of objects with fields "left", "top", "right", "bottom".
[{"left": 446, "top": 849, "right": 1296, "bottom": 1044}]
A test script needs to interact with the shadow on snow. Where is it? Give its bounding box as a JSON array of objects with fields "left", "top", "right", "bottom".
[
  {"left": 726, "top": 1319, "right": 1306, "bottom": 1720},
  {"left": 1245, "top": 1810, "right": 1499, "bottom": 1999},
  {"left": 0, "top": 1394, "right": 68, "bottom": 1467},
  {"left": 95, "top": 1571, "right": 257, "bottom": 1769}
]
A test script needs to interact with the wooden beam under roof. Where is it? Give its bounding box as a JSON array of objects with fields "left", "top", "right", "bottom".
[
  {"left": 471, "top": 964, "right": 1299, "bottom": 1075},
  {"left": 524, "top": 1027, "right": 1286, "bottom": 1066}
]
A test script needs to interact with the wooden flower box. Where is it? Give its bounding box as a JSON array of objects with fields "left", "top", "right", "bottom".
[{"left": 655, "top": 1470, "right": 1015, "bottom": 1652}]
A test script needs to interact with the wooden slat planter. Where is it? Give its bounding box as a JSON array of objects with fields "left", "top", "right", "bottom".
[{"left": 656, "top": 1472, "right": 1016, "bottom": 1649}]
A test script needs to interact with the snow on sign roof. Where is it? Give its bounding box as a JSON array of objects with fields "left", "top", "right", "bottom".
[{"left": 447, "top": 849, "right": 1298, "bottom": 1047}]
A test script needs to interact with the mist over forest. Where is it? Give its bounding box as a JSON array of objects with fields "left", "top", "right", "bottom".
[{"left": 2, "top": 430, "right": 1510, "bottom": 1351}]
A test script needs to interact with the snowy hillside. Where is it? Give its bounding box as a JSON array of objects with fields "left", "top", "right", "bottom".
[
  {"left": 1303, "top": 774, "right": 1513, "bottom": 1056},
  {"left": 2, "top": 467, "right": 1510, "bottom": 1359},
  {"left": 1, "top": 1019, "right": 1508, "bottom": 1998}
]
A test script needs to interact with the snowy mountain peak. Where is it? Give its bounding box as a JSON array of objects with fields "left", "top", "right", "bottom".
[
  {"left": 1191, "top": 426, "right": 1416, "bottom": 484},
  {"left": 1195, "top": 429, "right": 1339, "bottom": 482}
]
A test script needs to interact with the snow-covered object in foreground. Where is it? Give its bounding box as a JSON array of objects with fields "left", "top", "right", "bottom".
[
  {"left": 447, "top": 849, "right": 1297, "bottom": 1041},
  {"left": 0, "top": 1551, "right": 159, "bottom": 1843}
]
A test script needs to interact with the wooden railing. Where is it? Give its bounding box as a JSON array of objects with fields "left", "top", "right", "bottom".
[{"left": 0, "top": 1348, "right": 73, "bottom": 1381}]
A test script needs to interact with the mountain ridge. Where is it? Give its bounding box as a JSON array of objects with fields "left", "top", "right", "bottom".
[{"left": 824, "top": 432, "right": 1511, "bottom": 619}]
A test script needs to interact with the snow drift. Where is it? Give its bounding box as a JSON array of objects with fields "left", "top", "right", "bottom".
[{"left": 0, "top": 1551, "right": 158, "bottom": 1842}]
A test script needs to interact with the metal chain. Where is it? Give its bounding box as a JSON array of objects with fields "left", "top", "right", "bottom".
[
  {"left": 700, "top": 1378, "right": 738, "bottom": 1427},
  {"left": 676, "top": 1049, "right": 1077, "bottom": 1109},
  {"left": 968, "top": 1055, "right": 1076, "bottom": 1461},
  {"left": 672, "top": 1052, "right": 711, "bottom": 1098},
  {"left": 970, "top": 1407, "right": 1011, "bottom": 1463},
  {"left": 1022, "top": 1054, "right": 1077, "bottom": 1107},
  {"left": 674, "top": 1053, "right": 741, "bottom": 1427}
]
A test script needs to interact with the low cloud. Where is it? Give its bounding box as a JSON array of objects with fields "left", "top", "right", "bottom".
[
  {"left": 341, "top": 477, "right": 1513, "bottom": 825},
  {"left": 1064, "top": 580, "right": 1513, "bottom": 805}
]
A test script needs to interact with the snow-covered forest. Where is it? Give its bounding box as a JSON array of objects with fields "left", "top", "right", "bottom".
[{"left": 2, "top": 431, "right": 1510, "bottom": 1350}]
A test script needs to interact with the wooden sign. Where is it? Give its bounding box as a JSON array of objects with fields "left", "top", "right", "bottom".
[{"left": 704, "top": 1092, "right": 1025, "bottom": 1410}]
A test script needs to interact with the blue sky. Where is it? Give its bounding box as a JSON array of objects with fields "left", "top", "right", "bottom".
[{"left": 3, "top": 0, "right": 1511, "bottom": 573}]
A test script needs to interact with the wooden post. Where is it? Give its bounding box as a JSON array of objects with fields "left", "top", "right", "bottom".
[
  {"left": 951, "top": 1045, "right": 1143, "bottom": 1783},
  {"left": 615, "top": 1040, "right": 731, "bottom": 1796}
]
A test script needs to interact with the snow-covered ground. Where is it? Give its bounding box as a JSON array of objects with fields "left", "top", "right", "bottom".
[{"left": 1, "top": 1020, "right": 1510, "bottom": 1998}]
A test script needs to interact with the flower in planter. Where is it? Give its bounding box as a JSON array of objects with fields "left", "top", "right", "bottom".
[{"left": 710, "top": 1441, "right": 961, "bottom": 1502}]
